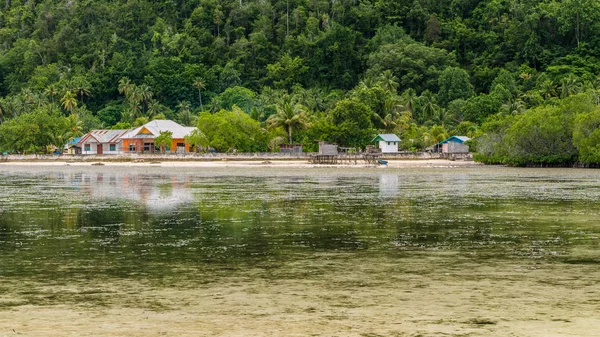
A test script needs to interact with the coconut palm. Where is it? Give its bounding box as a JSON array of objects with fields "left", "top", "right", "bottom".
[
  {"left": 118, "top": 77, "right": 134, "bottom": 97},
  {"left": 419, "top": 90, "right": 438, "bottom": 124},
  {"left": 539, "top": 80, "right": 557, "bottom": 99},
  {"left": 559, "top": 75, "right": 582, "bottom": 99},
  {"left": 267, "top": 96, "right": 308, "bottom": 144},
  {"left": 378, "top": 70, "right": 399, "bottom": 93},
  {"left": 60, "top": 90, "right": 78, "bottom": 113},
  {"left": 176, "top": 100, "right": 194, "bottom": 126},
  {"left": 402, "top": 88, "right": 417, "bottom": 115},
  {"left": 44, "top": 85, "right": 59, "bottom": 106},
  {"left": 193, "top": 78, "right": 206, "bottom": 111}
]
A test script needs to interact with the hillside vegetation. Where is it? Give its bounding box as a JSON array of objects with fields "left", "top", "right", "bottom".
[{"left": 1, "top": 0, "right": 600, "bottom": 164}]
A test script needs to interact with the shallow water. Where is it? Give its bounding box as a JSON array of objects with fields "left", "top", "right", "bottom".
[
  {"left": 1, "top": 165, "right": 600, "bottom": 336},
  {"left": 1, "top": 166, "right": 599, "bottom": 283}
]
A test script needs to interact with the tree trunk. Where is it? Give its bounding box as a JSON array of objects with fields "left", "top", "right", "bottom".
[
  {"left": 198, "top": 89, "right": 203, "bottom": 111},
  {"left": 288, "top": 124, "right": 292, "bottom": 144}
]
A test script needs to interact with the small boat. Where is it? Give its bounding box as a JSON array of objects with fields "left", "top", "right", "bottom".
[{"left": 378, "top": 159, "right": 388, "bottom": 165}]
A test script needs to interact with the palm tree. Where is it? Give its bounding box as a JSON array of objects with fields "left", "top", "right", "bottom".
[
  {"left": 402, "top": 88, "right": 417, "bottom": 115},
  {"left": 60, "top": 90, "right": 78, "bottom": 113},
  {"left": 267, "top": 96, "right": 308, "bottom": 144},
  {"left": 378, "top": 70, "right": 399, "bottom": 93},
  {"left": 419, "top": 90, "right": 438, "bottom": 124},
  {"left": 559, "top": 75, "right": 582, "bottom": 99},
  {"left": 147, "top": 100, "right": 162, "bottom": 117},
  {"left": 118, "top": 77, "right": 134, "bottom": 97},
  {"left": 193, "top": 78, "right": 206, "bottom": 111},
  {"left": 67, "top": 114, "right": 84, "bottom": 138},
  {"left": 44, "top": 85, "right": 59, "bottom": 106},
  {"left": 71, "top": 78, "right": 91, "bottom": 103},
  {"left": 176, "top": 100, "right": 194, "bottom": 126},
  {"left": 500, "top": 98, "right": 526, "bottom": 116},
  {"left": 539, "top": 80, "right": 557, "bottom": 99}
]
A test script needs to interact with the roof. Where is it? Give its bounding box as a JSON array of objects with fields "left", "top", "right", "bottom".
[
  {"left": 439, "top": 136, "right": 470, "bottom": 144},
  {"left": 120, "top": 120, "right": 196, "bottom": 139},
  {"left": 68, "top": 137, "right": 82, "bottom": 146},
  {"left": 78, "top": 130, "right": 130, "bottom": 145},
  {"left": 372, "top": 134, "right": 401, "bottom": 142}
]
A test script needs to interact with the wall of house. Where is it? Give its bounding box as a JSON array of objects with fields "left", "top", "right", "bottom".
[
  {"left": 378, "top": 141, "right": 398, "bottom": 153},
  {"left": 442, "top": 142, "right": 469, "bottom": 154},
  {"left": 81, "top": 140, "right": 98, "bottom": 155},
  {"left": 122, "top": 138, "right": 191, "bottom": 153},
  {"left": 81, "top": 141, "right": 123, "bottom": 155}
]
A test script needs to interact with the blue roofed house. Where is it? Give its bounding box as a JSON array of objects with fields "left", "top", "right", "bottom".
[
  {"left": 372, "top": 134, "right": 401, "bottom": 153},
  {"left": 436, "top": 136, "right": 471, "bottom": 154},
  {"left": 65, "top": 137, "right": 82, "bottom": 154}
]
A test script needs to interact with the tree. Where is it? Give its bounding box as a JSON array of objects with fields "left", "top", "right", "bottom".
[
  {"left": 154, "top": 130, "right": 173, "bottom": 153},
  {"left": 267, "top": 96, "right": 308, "bottom": 144},
  {"left": 437, "top": 67, "right": 474, "bottom": 107},
  {"left": 329, "top": 99, "right": 375, "bottom": 148},
  {"left": 193, "top": 78, "right": 206, "bottom": 111},
  {"left": 60, "top": 91, "right": 78, "bottom": 113},
  {"left": 184, "top": 129, "right": 209, "bottom": 153}
]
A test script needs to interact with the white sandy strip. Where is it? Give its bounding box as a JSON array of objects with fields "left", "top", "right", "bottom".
[{"left": 0, "top": 159, "right": 482, "bottom": 169}]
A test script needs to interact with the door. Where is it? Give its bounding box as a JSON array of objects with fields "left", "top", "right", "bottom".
[{"left": 97, "top": 144, "right": 103, "bottom": 154}]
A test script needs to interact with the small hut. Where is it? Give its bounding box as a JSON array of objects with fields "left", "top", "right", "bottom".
[
  {"left": 372, "top": 134, "right": 401, "bottom": 153},
  {"left": 318, "top": 141, "right": 338, "bottom": 155},
  {"left": 279, "top": 144, "right": 303, "bottom": 154},
  {"left": 436, "top": 136, "right": 470, "bottom": 153}
]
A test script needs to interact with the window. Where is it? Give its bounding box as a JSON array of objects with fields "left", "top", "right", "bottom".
[
  {"left": 129, "top": 144, "right": 136, "bottom": 152},
  {"left": 387, "top": 142, "right": 390, "bottom": 145},
  {"left": 143, "top": 143, "right": 153, "bottom": 152},
  {"left": 109, "top": 144, "right": 116, "bottom": 151},
  {"left": 177, "top": 142, "right": 185, "bottom": 147},
  {"left": 84, "top": 144, "right": 90, "bottom": 151}
]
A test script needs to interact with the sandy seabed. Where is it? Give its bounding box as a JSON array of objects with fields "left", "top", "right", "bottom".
[{"left": 1, "top": 254, "right": 599, "bottom": 337}]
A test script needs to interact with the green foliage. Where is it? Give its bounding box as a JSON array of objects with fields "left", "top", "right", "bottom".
[
  {"left": 197, "top": 107, "right": 268, "bottom": 152},
  {"left": 328, "top": 99, "right": 375, "bottom": 148},
  {"left": 154, "top": 130, "right": 173, "bottom": 153},
  {"left": 0, "top": 0, "right": 600, "bottom": 163},
  {"left": 0, "top": 108, "right": 72, "bottom": 153},
  {"left": 211, "top": 86, "right": 256, "bottom": 114},
  {"left": 437, "top": 67, "right": 474, "bottom": 107}
]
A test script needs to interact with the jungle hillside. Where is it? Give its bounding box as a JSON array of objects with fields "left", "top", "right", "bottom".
[{"left": 1, "top": 0, "right": 600, "bottom": 165}]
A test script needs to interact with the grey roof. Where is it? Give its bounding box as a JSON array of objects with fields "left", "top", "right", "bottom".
[
  {"left": 79, "top": 129, "right": 130, "bottom": 144},
  {"left": 372, "top": 134, "right": 401, "bottom": 142},
  {"left": 120, "top": 120, "right": 197, "bottom": 139}
]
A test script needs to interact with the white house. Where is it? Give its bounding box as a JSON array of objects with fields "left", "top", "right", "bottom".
[
  {"left": 372, "top": 134, "right": 401, "bottom": 153},
  {"left": 78, "top": 129, "right": 130, "bottom": 155}
]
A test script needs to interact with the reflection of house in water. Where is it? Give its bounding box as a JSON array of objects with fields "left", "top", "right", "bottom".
[
  {"left": 70, "top": 173, "right": 195, "bottom": 211},
  {"left": 379, "top": 174, "right": 399, "bottom": 198}
]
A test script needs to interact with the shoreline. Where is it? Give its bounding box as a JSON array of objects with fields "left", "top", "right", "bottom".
[{"left": 0, "top": 158, "right": 482, "bottom": 169}]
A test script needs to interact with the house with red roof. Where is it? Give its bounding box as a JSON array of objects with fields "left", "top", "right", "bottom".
[{"left": 78, "top": 129, "right": 130, "bottom": 155}]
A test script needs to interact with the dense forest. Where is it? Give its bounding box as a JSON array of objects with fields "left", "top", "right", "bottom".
[{"left": 1, "top": 0, "right": 600, "bottom": 164}]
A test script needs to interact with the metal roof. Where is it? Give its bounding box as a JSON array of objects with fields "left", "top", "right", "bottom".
[
  {"left": 120, "top": 120, "right": 196, "bottom": 139},
  {"left": 439, "top": 136, "right": 470, "bottom": 144},
  {"left": 372, "top": 134, "right": 401, "bottom": 142},
  {"left": 78, "top": 129, "right": 130, "bottom": 145}
]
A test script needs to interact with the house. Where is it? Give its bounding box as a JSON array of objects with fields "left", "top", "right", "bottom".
[
  {"left": 436, "top": 136, "right": 471, "bottom": 154},
  {"left": 372, "top": 134, "right": 400, "bottom": 153},
  {"left": 279, "top": 144, "right": 303, "bottom": 153},
  {"left": 78, "top": 130, "right": 130, "bottom": 155},
  {"left": 318, "top": 141, "right": 338, "bottom": 155},
  {"left": 119, "top": 120, "right": 197, "bottom": 154},
  {"left": 65, "top": 137, "right": 82, "bottom": 155}
]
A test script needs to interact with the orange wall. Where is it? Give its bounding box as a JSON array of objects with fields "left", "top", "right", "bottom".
[{"left": 121, "top": 138, "right": 190, "bottom": 153}]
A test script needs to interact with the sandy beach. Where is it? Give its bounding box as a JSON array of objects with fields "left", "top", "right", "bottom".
[{"left": 0, "top": 158, "right": 482, "bottom": 169}]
